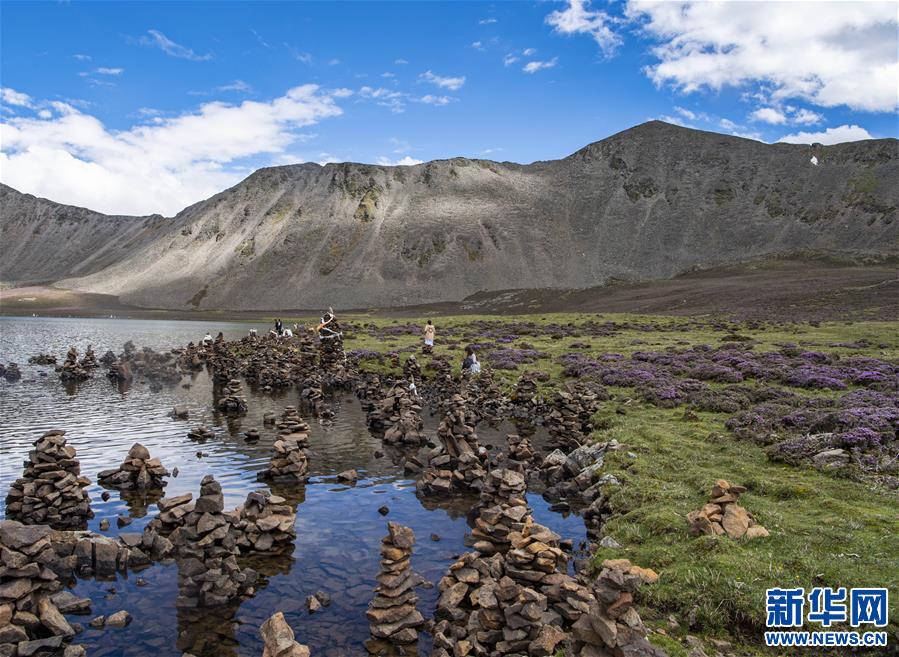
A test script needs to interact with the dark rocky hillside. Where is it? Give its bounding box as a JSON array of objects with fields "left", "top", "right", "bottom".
[{"left": 1, "top": 121, "right": 896, "bottom": 310}]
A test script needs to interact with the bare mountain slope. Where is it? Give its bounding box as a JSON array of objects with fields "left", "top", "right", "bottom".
[{"left": 2, "top": 121, "right": 897, "bottom": 310}]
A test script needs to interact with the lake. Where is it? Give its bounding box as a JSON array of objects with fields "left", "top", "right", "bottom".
[{"left": 0, "top": 316, "right": 587, "bottom": 656}]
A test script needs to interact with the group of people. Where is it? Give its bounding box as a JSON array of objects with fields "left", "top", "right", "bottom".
[{"left": 422, "top": 319, "right": 480, "bottom": 374}]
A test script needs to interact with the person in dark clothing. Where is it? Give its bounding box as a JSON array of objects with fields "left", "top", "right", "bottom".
[{"left": 275, "top": 318, "right": 283, "bottom": 336}]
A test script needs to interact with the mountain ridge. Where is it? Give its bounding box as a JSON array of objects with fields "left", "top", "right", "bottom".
[{"left": 2, "top": 121, "right": 897, "bottom": 310}]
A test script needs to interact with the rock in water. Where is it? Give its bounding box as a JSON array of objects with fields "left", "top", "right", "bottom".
[
  {"left": 97, "top": 442, "right": 170, "bottom": 491},
  {"left": 259, "top": 611, "right": 310, "bottom": 657}
]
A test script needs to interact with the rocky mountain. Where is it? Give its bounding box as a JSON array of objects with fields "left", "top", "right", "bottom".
[{"left": 1, "top": 121, "right": 897, "bottom": 310}]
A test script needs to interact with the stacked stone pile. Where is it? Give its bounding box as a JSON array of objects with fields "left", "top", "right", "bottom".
[
  {"left": 539, "top": 442, "right": 607, "bottom": 500},
  {"left": 503, "top": 517, "right": 568, "bottom": 586},
  {"left": 4, "top": 430, "right": 93, "bottom": 530},
  {"left": 258, "top": 408, "right": 311, "bottom": 483},
  {"left": 402, "top": 355, "right": 422, "bottom": 383},
  {"left": 568, "top": 559, "right": 669, "bottom": 657},
  {"left": 356, "top": 374, "right": 383, "bottom": 414},
  {"left": 216, "top": 379, "right": 248, "bottom": 414},
  {"left": 370, "top": 384, "right": 426, "bottom": 446},
  {"left": 259, "top": 611, "right": 310, "bottom": 657},
  {"left": 169, "top": 475, "right": 258, "bottom": 608},
  {"left": 466, "top": 469, "right": 530, "bottom": 556},
  {"left": 152, "top": 493, "right": 195, "bottom": 533},
  {"left": 687, "top": 480, "right": 770, "bottom": 540},
  {"left": 365, "top": 522, "right": 424, "bottom": 654},
  {"left": 2, "top": 362, "right": 22, "bottom": 382},
  {"left": 80, "top": 346, "right": 98, "bottom": 369},
  {"left": 545, "top": 385, "right": 602, "bottom": 450},
  {"left": 511, "top": 371, "right": 540, "bottom": 409},
  {"left": 0, "top": 520, "right": 78, "bottom": 654},
  {"left": 28, "top": 354, "right": 57, "bottom": 366},
  {"left": 416, "top": 396, "right": 486, "bottom": 496},
  {"left": 97, "top": 443, "right": 169, "bottom": 490},
  {"left": 491, "top": 434, "right": 537, "bottom": 473},
  {"left": 57, "top": 347, "right": 90, "bottom": 382},
  {"left": 187, "top": 426, "right": 215, "bottom": 441},
  {"left": 233, "top": 490, "right": 297, "bottom": 555},
  {"left": 299, "top": 373, "right": 325, "bottom": 410}
]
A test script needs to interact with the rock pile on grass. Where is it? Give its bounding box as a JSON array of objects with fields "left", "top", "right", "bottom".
[
  {"left": 402, "top": 355, "right": 422, "bottom": 384},
  {"left": 259, "top": 611, "right": 310, "bottom": 657},
  {"left": 216, "top": 379, "right": 248, "bottom": 414},
  {"left": 234, "top": 490, "right": 296, "bottom": 555},
  {"left": 568, "top": 559, "right": 668, "bottom": 657},
  {"left": 170, "top": 475, "right": 258, "bottom": 608},
  {"left": 0, "top": 520, "right": 78, "bottom": 654},
  {"left": 97, "top": 443, "right": 169, "bottom": 491},
  {"left": 365, "top": 522, "right": 424, "bottom": 654},
  {"left": 417, "top": 396, "right": 486, "bottom": 496},
  {"left": 687, "top": 480, "right": 770, "bottom": 540},
  {"left": 4, "top": 430, "right": 93, "bottom": 530},
  {"left": 58, "top": 347, "right": 90, "bottom": 382},
  {"left": 545, "top": 385, "right": 602, "bottom": 450}
]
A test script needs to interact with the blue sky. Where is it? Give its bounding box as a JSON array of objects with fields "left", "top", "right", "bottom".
[{"left": 1, "top": 1, "right": 897, "bottom": 215}]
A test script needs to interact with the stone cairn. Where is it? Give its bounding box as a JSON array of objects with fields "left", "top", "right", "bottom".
[
  {"left": 568, "top": 559, "right": 669, "bottom": 657},
  {"left": 491, "top": 434, "right": 537, "bottom": 474},
  {"left": 259, "top": 611, "right": 310, "bottom": 657},
  {"left": 0, "top": 520, "right": 77, "bottom": 654},
  {"left": 28, "top": 354, "right": 57, "bottom": 366},
  {"left": 687, "top": 479, "right": 770, "bottom": 540},
  {"left": 356, "top": 373, "right": 383, "bottom": 414},
  {"left": 57, "top": 347, "right": 90, "bottom": 382},
  {"left": 80, "top": 346, "right": 98, "bottom": 369},
  {"left": 153, "top": 493, "right": 195, "bottom": 534},
  {"left": 258, "top": 407, "right": 311, "bottom": 482},
  {"left": 466, "top": 469, "right": 530, "bottom": 556},
  {"left": 402, "top": 355, "right": 422, "bottom": 384},
  {"left": 367, "top": 383, "right": 426, "bottom": 446},
  {"left": 233, "top": 490, "right": 297, "bottom": 555},
  {"left": 416, "top": 395, "right": 486, "bottom": 496},
  {"left": 97, "top": 442, "right": 169, "bottom": 490},
  {"left": 2, "top": 362, "right": 22, "bottom": 382},
  {"left": 511, "top": 371, "right": 540, "bottom": 410},
  {"left": 187, "top": 426, "right": 215, "bottom": 441},
  {"left": 4, "top": 430, "right": 93, "bottom": 530},
  {"left": 318, "top": 319, "right": 347, "bottom": 378},
  {"left": 545, "top": 385, "right": 602, "bottom": 451},
  {"left": 169, "top": 475, "right": 258, "bottom": 608},
  {"left": 216, "top": 378, "right": 248, "bottom": 414},
  {"left": 365, "top": 522, "right": 424, "bottom": 654}
]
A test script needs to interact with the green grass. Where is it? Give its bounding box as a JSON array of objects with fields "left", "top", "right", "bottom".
[{"left": 286, "top": 311, "right": 898, "bottom": 654}]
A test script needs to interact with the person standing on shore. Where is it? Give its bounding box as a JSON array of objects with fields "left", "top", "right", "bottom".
[{"left": 423, "top": 320, "right": 436, "bottom": 353}]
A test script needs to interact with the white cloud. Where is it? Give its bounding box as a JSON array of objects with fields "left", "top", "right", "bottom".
[
  {"left": 628, "top": 0, "right": 898, "bottom": 112},
  {"left": 1, "top": 88, "right": 33, "bottom": 108},
  {"left": 417, "top": 94, "right": 452, "bottom": 106},
  {"left": 523, "top": 57, "right": 558, "bottom": 73},
  {"left": 0, "top": 85, "right": 344, "bottom": 215},
  {"left": 329, "top": 88, "right": 353, "bottom": 98},
  {"left": 73, "top": 54, "right": 92, "bottom": 61},
  {"left": 471, "top": 41, "right": 484, "bottom": 50},
  {"left": 749, "top": 107, "right": 787, "bottom": 125},
  {"left": 420, "top": 70, "right": 465, "bottom": 91},
  {"left": 479, "top": 18, "right": 497, "bottom": 25},
  {"left": 95, "top": 67, "right": 124, "bottom": 76},
  {"left": 522, "top": 48, "right": 537, "bottom": 56},
  {"left": 376, "top": 155, "right": 423, "bottom": 166},
  {"left": 394, "top": 59, "right": 409, "bottom": 65},
  {"left": 778, "top": 124, "right": 874, "bottom": 145},
  {"left": 503, "top": 54, "right": 519, "bottom": 66},
  {"left": 138, "top": 29, "right": 213, "bottom": 61},
  {"left": 791, "top": 108, "right": 824, "bottom": 125},
  {"left": 381, "top": 72, "right": 396, "bottom": 78},
  {"left": 546, "top": 0, "right": 621, "bottom": 56},
  {"left": 217, "top": 80, "right": 253, "bottom": 93},
  {"left": 328, "top": 58, "right": 341, "bottom": 66},
  {"left": 358, "top": 86, "right": 406, "bottom": 112}
]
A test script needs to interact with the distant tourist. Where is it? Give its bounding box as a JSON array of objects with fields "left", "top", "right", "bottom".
[
  {"left": 275, "top": 318, "right": 283, "bottom": 336},
  {"left": 462, "top": 346, "right": 480, "bottom": 375},
  {"left": 202, "top": 332, "right": 213, "bottom": 345},
  {"left": 423, "top": 320, "right": 436, "bottom": 352}
]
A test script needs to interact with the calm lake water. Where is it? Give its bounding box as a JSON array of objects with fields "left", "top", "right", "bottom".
[{"left": 0, "top": 316, "right": 586, "bottom": 657}]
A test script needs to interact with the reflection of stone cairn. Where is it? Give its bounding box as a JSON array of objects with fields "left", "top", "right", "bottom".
[
  {"left": 217, "top": 378, "right": 248, "bottom": 413},
  {"left": 545, "top": 386, "right": 601, "bottom": 450},
  {"left": 375, "top": 384, "right": 426, "bottom": 446},
  {"left": 170, "top": 475, "right": 258, "bottom": 608},
  {"left": 417, "top": 396, "right": 486, "bottom": 496},
  {"left": 234, "top": 490, "right": 296, "bottom": 554},
  {"left": 0, "top": 520, "right": 78, "bottom": 651},
  {"left": 402, "top": 355, "right": 422, "bottom": 383},
  {"left": 97, "top": 442, "right": 169, "bottom": 490},
  {"left": 260, "top": 612, "right": 311, "bottom": 657},
  {"left": 80, "top": 345, "right": 99, "bottom": 369},
  {"left": 58, "top": 346, "right": 90, "bottom": 382},
  {"left": 569, "top": 559, "right": 668, "bottom": 657},
  {"left": 687, "top": 479, "right": 769, "bottom": 540},
  {"left": 365, "top": 522, "right": 424, "bottom": 654},
  {"left": 466, "top": 469, "right": 529, "bottom": 556},
  {"left": 258, "top": 408, "right": 310, "bottom": 482},
  {"left": 4, "top": 430, "right": 93, "bottom": 529}
]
